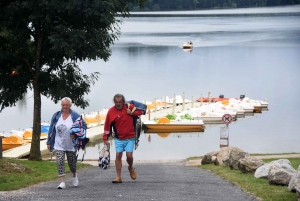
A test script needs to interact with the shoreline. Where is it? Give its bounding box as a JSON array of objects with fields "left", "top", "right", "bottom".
[{"left": 70, "top": 153, "right": 300, "bottom": 167}]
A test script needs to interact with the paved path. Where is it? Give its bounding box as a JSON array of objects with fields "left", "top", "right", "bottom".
[{"left": 0, "top": 163, "right": 258, "bottom": 201}]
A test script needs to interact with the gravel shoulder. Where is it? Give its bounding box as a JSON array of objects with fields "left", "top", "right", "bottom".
[
  {"left": 82, "top": 153, "right": 300, "bottom": 167},
  {"left": 185, "top": 153, "right": 300, "bottom": 166}
]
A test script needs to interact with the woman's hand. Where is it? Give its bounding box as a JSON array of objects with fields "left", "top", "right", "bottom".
[{"left": 47, "top": 144, "right": 51, "bottom": 150}]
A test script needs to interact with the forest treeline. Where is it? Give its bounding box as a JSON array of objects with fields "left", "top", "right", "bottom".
[{"left": 129, "top": 0, "right": 300, "bottom": 11}]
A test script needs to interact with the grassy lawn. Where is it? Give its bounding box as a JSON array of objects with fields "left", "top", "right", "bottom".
[
  {"left": 0, "top": 158, "right": 91, "bottom": 191},
  {"left": 199, "top": 158, "right": 300, "bottom": 201}
]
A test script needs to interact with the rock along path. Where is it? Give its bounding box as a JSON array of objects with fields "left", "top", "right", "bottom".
[{"left": 0, "top": 162, "right": 258, "bottom": 201}]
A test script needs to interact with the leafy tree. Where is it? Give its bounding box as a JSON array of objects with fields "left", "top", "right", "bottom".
[{"left": 0, "top": 0, "right": 145, "bottom": 161}]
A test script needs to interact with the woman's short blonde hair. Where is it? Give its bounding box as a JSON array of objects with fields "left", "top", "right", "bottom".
[{"left": 61, "top": 97, "right": 72, "bottom": 106}]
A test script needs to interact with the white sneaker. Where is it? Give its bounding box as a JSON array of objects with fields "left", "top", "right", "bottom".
[
  {"left": 57, "top": 182, "right": 66, "bottom": 189},
  {"left": 72, "top": 176, "right": 79, "bottom": 187}
]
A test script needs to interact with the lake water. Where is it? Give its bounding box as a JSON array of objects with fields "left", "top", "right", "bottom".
[{"left": 1, "top": 5, "right": 300, "bottom": 160}]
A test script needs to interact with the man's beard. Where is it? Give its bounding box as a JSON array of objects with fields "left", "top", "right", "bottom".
[{"left": 115, "top": 104, "right": 123, "bottom": 110}]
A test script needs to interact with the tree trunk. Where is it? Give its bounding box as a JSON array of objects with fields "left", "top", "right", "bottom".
[
  {"left": 29, "top": 29, "right": 43, "bottom": 161},
  {"left": 29, "top": 79, "right": 42, "bottom": 161}
]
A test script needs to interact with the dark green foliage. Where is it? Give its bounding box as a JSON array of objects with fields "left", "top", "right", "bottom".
[
  {"left": 130, "top": 0, "right": 300, "bottom": 11},
  {"left": 0, "top": 0, "right": 145, "bottom": 160},
  {"left": 0, "top": 0, "right": 146, "bottom": 110}
]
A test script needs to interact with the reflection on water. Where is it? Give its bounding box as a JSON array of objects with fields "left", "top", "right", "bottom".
[
  {"left": 182, "top": 48, "right": 193, "bottom": 53},
  {"left": 157, "top": 133, "right": 170, "bottom": 138}
]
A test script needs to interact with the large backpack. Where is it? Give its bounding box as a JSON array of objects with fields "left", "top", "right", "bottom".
[
  {"left": 109, "top": 100, "right": 146, "bottom": 150},
  {"left": 126, "top": 100, "right": 147, "bottom": 150}
]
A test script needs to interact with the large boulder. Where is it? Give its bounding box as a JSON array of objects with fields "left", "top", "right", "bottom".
[
  {"left": 288, "top": 165, "right": 300, "bottom": 193},
  {"left": 268, "top": 162, "right": 296, "bottom": 186},
  {"left": 288, "top": 173, "right": 297, "bottom": 192},
  {"left": 254, "top": 159, "right": 291, "bottom": 179},
  {"left": 296, "top": 168, "right": 300, "bottom": 200},
  {"left": 214, "top": 146, "right": 244, "bottom": 166},
  {"left": 201, "top": 151, "right": 219, "bottom": 165},
  {"left": 238, "top": 156, "right": 265, "bottom": 174},
  {"left": 228, "top": 150, "right": 249, "bottom": 170}
]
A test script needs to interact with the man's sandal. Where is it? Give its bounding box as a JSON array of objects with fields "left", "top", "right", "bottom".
[
  {"left": 112, "top": 177, "right": 122, "bottom": 183},
  {"left": 128, "top": 167, "right": 137, "bottom": 180}
]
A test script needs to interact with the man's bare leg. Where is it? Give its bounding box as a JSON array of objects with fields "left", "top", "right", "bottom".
[
  {"left": 126, "top": 152, "right": 136, "bottom": 180},
  {"left": 126, "top": 152, "right": 133, "bottom": 170},
  {"left": 115, "top": 152, "right": 123, "bottom": 178}
]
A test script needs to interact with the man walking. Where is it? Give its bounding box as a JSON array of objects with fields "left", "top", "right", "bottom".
[{"left": 103, "top": 94, "right": 143, "bottom": 183}]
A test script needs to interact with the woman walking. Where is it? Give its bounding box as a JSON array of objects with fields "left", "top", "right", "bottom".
[{"left": 46, "top": 97, "right": 87, "bottom": 189}]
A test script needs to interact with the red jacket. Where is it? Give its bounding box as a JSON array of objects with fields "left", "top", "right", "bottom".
[{"left": 103, "top": 104, "right": 143, "bottom": 141}]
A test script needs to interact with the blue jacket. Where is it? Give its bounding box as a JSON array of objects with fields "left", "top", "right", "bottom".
[{"left": 46, "top": 109, "right": 87, "bottom": 150}]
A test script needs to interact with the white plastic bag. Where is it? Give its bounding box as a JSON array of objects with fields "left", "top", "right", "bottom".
[{"left": 98, "top": 143, "right": 110, "bottom": 169}]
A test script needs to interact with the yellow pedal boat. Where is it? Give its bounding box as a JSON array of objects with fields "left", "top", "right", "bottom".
[{"left": 143, "top": 117, "right": 205, "bottom": 133}]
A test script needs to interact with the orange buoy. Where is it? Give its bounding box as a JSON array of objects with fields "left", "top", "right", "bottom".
[{"left": 156, "top": 117, "right": 170, "bottom": 124}]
